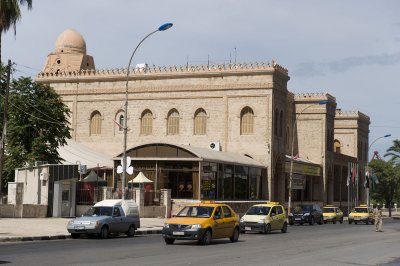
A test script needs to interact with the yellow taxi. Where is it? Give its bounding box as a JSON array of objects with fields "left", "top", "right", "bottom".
[
  {"left": 322, "top": 205, "right": 344, "bottom": 224},
  {"left": 161, "top": 201, "right": 240, "bottom": 245},
  {"left": 348, "top": 204, "right": 374, "bottom": 225},
  {"left": 239, "top": 202, "right": 287, "bottom": 234}
]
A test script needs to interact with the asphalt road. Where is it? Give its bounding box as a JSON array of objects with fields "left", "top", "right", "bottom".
[{"left": 0, "top": 220, "right": 399, "bottom": 266}]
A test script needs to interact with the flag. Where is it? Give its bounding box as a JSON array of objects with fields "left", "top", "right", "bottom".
[
  {"left": 346, "top": 162, "right": 351, "bottom": 187},
  {"left": 364, "top": 170, "right": 370, "bottom": 188},
  {"left": 351, "top": 162, "right": 357, "bottom": 184}
]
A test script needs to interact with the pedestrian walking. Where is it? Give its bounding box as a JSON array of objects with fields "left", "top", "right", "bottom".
[{"left": 373, "top": 204, "right": 383, "bottom": 232}]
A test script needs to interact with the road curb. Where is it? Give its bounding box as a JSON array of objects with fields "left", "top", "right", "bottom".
[{"left": 0, "top": 229, "right": 162, "bottom": 243}]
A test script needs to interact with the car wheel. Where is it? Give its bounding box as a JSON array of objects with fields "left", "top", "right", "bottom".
[
  {"left": 309, "top": 217, "right": 315, "bottom": 225},
  {"left": 324, "top": 221, "right": 327, "bottom": 224},
  {"left": 366, "top": 220, "right": 369, "bottom": 225},
  {"left": 289, "top": 221, "right": 294, "bottom": 226},
  {"left": 165, "top": 238, "right": 175, "bottom": 245},
  {"left": 348, "top": 220, "right": 352, "bottom": 224},
  {"left": 318, "top": 217, "right": 323, "bottom": 225},
  {"left": 265, "top": 224, "right": 272, "bottom": 234},
  {"left": 281, "top": 222, "right": 287, "bottom": 233},
  {"left": 100, "top": 226, "right": 109, "bottom": 239},
  {"left": 126, "top": 225, "right": 135, "bottom": 237},
  {"left": 299, "top": 222, "right": 304, "bottom": 226},
  {"left": 241, "top": 230, "right": 246, "bottom": 234},
  {"left": 354, "top": 221, "right": 358, "bottom": 225},
  {"left": 230, "top": 227, "right": 239, "bottom": 242},
  {"left": 71, "top": 233, "right": 80, "bottom": 239},
  {"left": 340, "top": 218, "right": 343, "bottom": 224},
  {"left": 198, "top": 229, "right": 212, "bottom": 245},
  {"left": 333, "top": 219, "right": 337, "bottom": 224}
]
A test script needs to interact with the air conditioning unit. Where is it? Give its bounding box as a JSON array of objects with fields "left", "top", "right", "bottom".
[
  {"left": 39, "top": 172, "right": 49, "bottom": 181},
  {"left": 209, "top": 141, "right": 221, "bottom": 151}
]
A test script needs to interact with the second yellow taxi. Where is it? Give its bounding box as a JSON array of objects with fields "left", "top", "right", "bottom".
[
  {"left": 322, "top": 205, "right": 344, "bottom": 224},
  {"left": 161, "top": 201, "right": 240, "bottom": 245},
  {"left": 239, "top": 202, "right": 287, "bottom": 234}
]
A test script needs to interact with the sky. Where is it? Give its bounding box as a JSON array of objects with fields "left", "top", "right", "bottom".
[{"left": 3, "top": 0, "right": 399, "bottom": 159}]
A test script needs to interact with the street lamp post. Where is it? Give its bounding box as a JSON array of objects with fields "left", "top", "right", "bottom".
[
  {"left": 287, "top": 100, "right": 328, "bottom": 219},
  {"left": 121, "top": 23, "right": 173, "bottom": 200},
  {"left": 366, "top": 134, "right": 391, "bottom": 207}
]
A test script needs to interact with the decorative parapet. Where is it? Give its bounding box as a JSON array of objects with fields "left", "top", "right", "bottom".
[
  {"left": 36, "top": 61, "right": 289, "bottom": 81},
  {"left": 335, "top": 110, "right": 370, "bottom": 122},
  {"left": 294, "top": 92, "right": 336, "bottom": 102}
]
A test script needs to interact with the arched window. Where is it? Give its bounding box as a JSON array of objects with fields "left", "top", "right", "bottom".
[
  {"left": 90, "top": 111, "right": 102, "bottom": 135},
  {"left": 274, "top": 108, "right": 279, "bottom": 136},
  {"left": 279, "top": 110, "right": 284, "bottom": 137},
  {"left": 334, "top": 139, "right": 341, "bottom": 153},
  {"left": 114, "top": 111, "right": 124, "bottom": 132},
  {"left": 141, "top": 109, "right": 153, "bottom": 135},
  {"left": 194, "top": 108, "right": 207, "bottom": 135},
  {"left": 240, "top": 107, "right": 254, "bottom": 135},
  {"left": 167, "top": 109, "right": 179, "bottom": 135}
]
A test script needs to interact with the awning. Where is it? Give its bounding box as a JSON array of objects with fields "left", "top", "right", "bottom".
[{"left": 129, "top": 172, "right": 153, "bottom": 183}]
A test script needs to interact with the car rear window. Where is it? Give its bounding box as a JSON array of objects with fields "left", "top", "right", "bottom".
[{"left": 323, "top": 208, "right": 335, "bottom": 213}]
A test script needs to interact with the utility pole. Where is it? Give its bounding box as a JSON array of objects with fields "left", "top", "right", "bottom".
[{"left": 0, "top": 60, "right": 12, "bottom": 198}]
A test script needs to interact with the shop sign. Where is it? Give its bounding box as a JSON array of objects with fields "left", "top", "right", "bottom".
[{"left": 285, "top": 161, "right": 321, "bottom": 176}]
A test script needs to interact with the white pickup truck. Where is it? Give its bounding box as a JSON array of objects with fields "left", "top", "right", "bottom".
[{"left": 67, "top": 199, "right": 140, "bottom": 239}]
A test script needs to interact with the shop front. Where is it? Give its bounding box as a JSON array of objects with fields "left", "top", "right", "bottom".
[
  {"left": 114, "top": 143, "right": 265, "bottom": 201},
  {"left": 284, "top": 156, "right": 322, "bottom": 203}
]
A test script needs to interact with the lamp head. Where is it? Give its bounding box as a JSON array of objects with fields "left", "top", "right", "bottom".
[
  {"left": 158, "top": 23, "right": 173, "bottom": 31},
  {"left": 384, "top": 134, "right": 391, "bottom": 138}
]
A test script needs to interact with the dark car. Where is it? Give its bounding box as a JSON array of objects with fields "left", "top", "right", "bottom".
[{"left": 289, "top": 204, "right": 323, "bottom": 225}]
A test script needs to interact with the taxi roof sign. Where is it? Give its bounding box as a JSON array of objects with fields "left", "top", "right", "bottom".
[
  {"left": 266, "top": 201, "right": 280, "bottom": 205},
  {"left": 201, "top": 200, "right": 216, "bottom": 204},
  {"left": 359, "top": 204, "right": 368, "bottom": 207}
]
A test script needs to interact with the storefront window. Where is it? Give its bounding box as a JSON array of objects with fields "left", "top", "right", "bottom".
[
  {"left": 249, "top": 168, "right": 262, "bottom": 200},
  {"left": 218, "top": 165, "right": 233, "bottom": 200},
  {"left": 235, "top": 165, "right": 248, "bottom": 199},
  {"left": 201, "top": 162, "right": 217, "bottom": 200}
]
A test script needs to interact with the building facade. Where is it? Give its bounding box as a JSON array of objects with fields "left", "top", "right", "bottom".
[{"left": 36, "top": 29, "right": 370, "bottom": 208}]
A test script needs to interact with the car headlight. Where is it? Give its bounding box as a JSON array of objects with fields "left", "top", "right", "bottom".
[
  {"left": 239, "top": 218, "right": 244, "bottom": 223},
  {"left": 303, "top": 212, "right": 310, "bottom": 216},
  {"left": 258, "top": 219, "right": 265, "bottom": 224},
  {"left": 164, "top": 223, "right": 170, "bottom": 228},
  {"left": 190, "top": 224, "right": 202, "bottom": 229}
]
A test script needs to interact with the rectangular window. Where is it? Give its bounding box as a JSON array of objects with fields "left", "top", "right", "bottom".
[
  {"left": 218, "top": 165, "right": 233, "bottom": 200},
  {"left": 234, "top": 165, "right": 248, "bottom": 199}
]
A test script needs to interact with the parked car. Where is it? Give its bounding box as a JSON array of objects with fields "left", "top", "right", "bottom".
[
  {"left": 162, "top": 201, "right": 240, "bottom": 245},
  {"left": 240, "top": 202, "right": 287, "bottom": 234},
  {"left": 322, "top": 205, "right": 344, "bottom": 224},
  {"left": 289, "top": 204, "right": 323, "bottom": 225},
  {"left": 67, "top": 199, "right": 140, "bottom": 239},
  {"left": 348, "top": 204, "right": 374, "bottom": 225}
]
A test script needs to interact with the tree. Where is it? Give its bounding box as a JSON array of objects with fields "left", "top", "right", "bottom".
[
  {"left": 369, "top": 159, "right": 400, "bottom": 217},
  {"left": 385, "top": 139, "right": 400, "bottom": 165},
  {"left": 0, "top": 0, "right": 32, "bottom": 64},
  {"left": 1, "top": 76, "right": 71, "bottom": 188}
]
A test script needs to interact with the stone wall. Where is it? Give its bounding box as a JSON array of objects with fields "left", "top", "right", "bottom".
[{"left": 0, "top": 204, "right": 47, "bottom": 218}]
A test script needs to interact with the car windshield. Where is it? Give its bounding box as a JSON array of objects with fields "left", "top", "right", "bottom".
[
  {"left": 176, "top": 206, "right": 214, "bottom": 218},
  {"left": 84, "top": 206, "right": 113, "bottom": 217},
  {"left": 246, "top": 206, "right": 271, "bottom": 216},
  {"left": 353, "top": 208, "right": 368, "bottom": 213},
  {"left": 323, "top": 208, "right": 335, "bottom": 213}
]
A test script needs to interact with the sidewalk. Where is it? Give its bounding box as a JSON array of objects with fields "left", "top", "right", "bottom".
[{"left": 0, "top": 217, "right": 166, "bottom": 242}]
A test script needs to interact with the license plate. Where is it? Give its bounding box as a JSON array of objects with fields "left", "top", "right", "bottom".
[
  {"left": 295, "top": 218, "right": 301, "bottom": 221},
  {"left": 74, "top": 226, "right": 85, "bottom": 230},
  {"left": 245, "top": 227, "right": 251, "bottom": 231},
  {"left": 173, "top": 231, "right": 184, "bottom": 236},
  {"left": 354, "top": 218, "right": 360, "bottom": 220}
]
